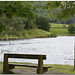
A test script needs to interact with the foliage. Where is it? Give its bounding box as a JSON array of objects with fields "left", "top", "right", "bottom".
[
  {"left": 0, "top": 16, "right": 25, "bottom": 37},
  {"left": 0, "top": 1, "right": 35, "bottom": 34},
  {"left": 24, "top": 18, "right": 32, "bottom": 30},
  {"left": 68, "top": 23, "right": 75, "bottom": 34},
  {"left": 49, "top": 16, "right": 74, "bottom": 24},
  {"left": 0, "top": 22, "right": 6, "bottom": 33},
  {"left": 0, "top": 29, "right": 51, "bottom": 40},
  {"left": 63, "top": 24, "right": 66, "bottom": 28},
  {"left": 64, "top": 17, "right": 73, "bottom": 24},
  {"left": 35, "top": 16, "right": 50, "bottom": 32},
  {"left": 24, "top": 18, "right": 38, "bottom": 30},
  {"left": 50, "top": 33, "right": 57, "bottom": 37},
  {"left": 0, "top": 1, "right": 42, "bottom": 33},
  {"left": 45, "top": 1, "right": 75, "bottom": 19},
  {"left": 0, "top": 1, "right": 35, "bottom": 19}
]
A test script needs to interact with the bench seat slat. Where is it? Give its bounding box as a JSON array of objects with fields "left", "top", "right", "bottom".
[
  {"left": 8, "top": 63, "right": 52, "bottom": 68},
  {"left": 7, "top": 54, "right": 46, "bottom": 59}
]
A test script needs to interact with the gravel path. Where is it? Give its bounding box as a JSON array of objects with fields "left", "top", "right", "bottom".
[
  {"left": 10, "top": 68, "right": 65, "bottom": 74},
  {"left": 0, "top": 70, "right": 2, "bottom": 74}
]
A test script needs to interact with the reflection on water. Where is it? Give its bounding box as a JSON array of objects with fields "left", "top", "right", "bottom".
[{"left": 0, "top": 36, "right": 74, "bottom": 65}]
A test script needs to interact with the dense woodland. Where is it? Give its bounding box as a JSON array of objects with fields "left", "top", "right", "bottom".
[{"left": 0, "top": 1, "right": 75, "bottom": 39}]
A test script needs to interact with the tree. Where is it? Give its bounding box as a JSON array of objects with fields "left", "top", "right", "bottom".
[
  {"left": 0, "top": 1, "right": 34, "bottom": 18},
  {"left": 35, "top": 16, "right": 50, "bottom": 32},
  {"left": 0, "top": 22, "right": 6, "bottom": 33},
  {"left": 68, "top": 23, "right": 75, "bottom": 34},
  {"left": 0, "top": 1, "right": 38, "bottom": 33},
  {"left": 45, "top": 1, "right": 75, "bottom": 19},
  {"left": 24, "top": 18, "right": 32, "bottom": 30}
]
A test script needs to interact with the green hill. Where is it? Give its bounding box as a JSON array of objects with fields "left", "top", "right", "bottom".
[
  {"left": 0, "top": 29, "right": 51, "bottom": 40},
  {"left": 50, "top": 23, "right": 69, "bottom": 35}
]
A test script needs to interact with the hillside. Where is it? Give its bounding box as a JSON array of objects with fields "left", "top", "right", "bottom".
[
  {"left": 0, "top": 29, "right": 51, "bottom": 40},
  {"left": 50, "top": 23, "right": 69, "bottom": 35}
]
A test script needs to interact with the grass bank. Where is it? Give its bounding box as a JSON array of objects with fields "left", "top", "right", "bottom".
[
  {"left": 0, "top": 62, "right": 75, "bottom": 74},
  {"left": 0, "top": 29, "right": 52, "bottom": 40},
  {"left": 50, "top": 23, "right": 69, "bottom": 28},
  {"left": 50, "top": 23, "right": 75, "bottom": 36},
  {"left": 50, "top": 28, "right": 69, "bottom": 35}
]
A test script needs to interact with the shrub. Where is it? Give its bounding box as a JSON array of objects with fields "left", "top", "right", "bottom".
[
  {"left": 24, "top": 18, "right": 31, "bottom": 30},
  {"left": 50, "top": 33, "right": 57, "bottom": 37},
  {"left": 24, "top": 18, "right": 38, "bottom": 30},
  {"left": 63, "top": 24, "right": 66, "bottom": 28},
  {"left": 35, "top": 16, "right": 50, "bottom": 32},
  {"left": 68, "top": 23, "right": 75, "bottom": 34},
  {"left": 0, "top": 22, "right": 6, "bottom": 33}
]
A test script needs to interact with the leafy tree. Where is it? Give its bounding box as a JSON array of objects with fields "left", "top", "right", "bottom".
[
  {"left": 24, "top": 18, "right": 32, "bottom": 30},
  {"left": 0, "top": 22, "right": 6, "bottom": 33},
  {"left": 45, "top": 1, "right": 75, "bottom": 19},
  {"left": 65, "top": 17, "right": 73, "bottom": 24},
  {"left": 68, "top": 23, "right": 75, "bottom": 34},
  {"left": 35, "top": 16, "right": 50, "bottom": 32},
  {"left": 0, "top": 1, "right": 34, "bottom": 18},
  {"left": 0, "top": 1, "right": 38, "bottom": 33}
]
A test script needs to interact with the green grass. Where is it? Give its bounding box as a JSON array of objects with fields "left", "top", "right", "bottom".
[
  {"left": 0, "top": 62, "right": 75, "bottom": 74},
  {"left": 50, "top": 28, "right": 69, "bottom": 35},
  {"left": 50, "top": 23, "right": 69, "bottom": 28},
  {"left": 50, "top": 23, "right": 69, "bottom": 35},
  {"left": 47, "top": 64, "right": 75, "bottom": 74},
  {"left": 50, "top": 23, "right": 75, "bottom": 36},
  {"left": 0, "top": 29, "right": 51, "bottom": 40},
  {"left": 23, "top": 29, "right": 51, "bottom": 38}
]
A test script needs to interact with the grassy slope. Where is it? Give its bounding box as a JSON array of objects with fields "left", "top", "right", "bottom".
[
  {"left": 50, "top": 28, "right": 69, "bottom": 34},
  {"left": 48, "top": 64, "right": 75, "bottom": 74},
  {"left": 0, "top": 62, "right": 75, "bottom": 74},
  {"left": 24, "top": 29, "right": 50, "bottom": 38},
  {"left": 50, "top": 23, "right": 69, "bottom": 28},
  {"left": 0, "top": 29, "right": 51, "bottom": 40},
  {"left": 50, "top": 23, "right": 69, "bottom": 35}
]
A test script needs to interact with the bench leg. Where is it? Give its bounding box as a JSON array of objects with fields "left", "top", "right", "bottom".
[
  {"left": 37, "top": 56, "right": 43, "bottom": 74},
  {"left": 9, "top": 65, "right": 15, "bottom": 70},
  {"left": 3, "top": 54, "right": 9, "bottom": 74}
]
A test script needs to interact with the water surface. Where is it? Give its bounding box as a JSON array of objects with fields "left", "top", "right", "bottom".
[{"left": 0, "top": 36, "right": 74, "bottom": 65}]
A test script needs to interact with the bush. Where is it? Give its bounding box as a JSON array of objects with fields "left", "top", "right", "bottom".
[
  {"left": 0, "top": 22, "right": 6, "bottom": 33},
  {"left": 68, "top": 23, "right": 75, "bottom": 34},
  {"left": 24, "top": 18, "right": 31, "bottom": 30},
  {"left": 35, "top": 16, "right": 50, "bottom": 32},
  {"left": 63, "top": 24, "right": 66, "bottom": 28},
  {"left": 50, "top": 33, "right": 57, "bottom": 37},
  {"left": 24, "top": 18, "right": 38, "bottom": 30}
]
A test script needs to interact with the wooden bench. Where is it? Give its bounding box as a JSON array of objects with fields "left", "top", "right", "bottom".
[{"left": 3, "top": 53, "right": 51, "bottom": 74}]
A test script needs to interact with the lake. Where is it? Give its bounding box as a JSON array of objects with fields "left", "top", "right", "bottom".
[{"left": 0, "top": 36, "right": 74, "bottom": 65}]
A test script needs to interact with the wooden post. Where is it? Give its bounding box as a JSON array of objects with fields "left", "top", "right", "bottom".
[
  {"left": 74, "top": 41, "right": 75, "bottom": 70},
  {"left": 3, "top": 54, "right": 9, "bottom": 74},
  {"left": 37, "top": 55, "right": 43, "bottom": 74}
]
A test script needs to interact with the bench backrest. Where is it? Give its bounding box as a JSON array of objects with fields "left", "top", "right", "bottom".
[{"left": 4, "top": 53, "right": 46, "bottom": 60}]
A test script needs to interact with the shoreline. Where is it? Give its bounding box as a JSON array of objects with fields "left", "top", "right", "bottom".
[
  {"left": 0, "top": 36, "right": 57, "bottom": 41},
  {"left": 0, "top": 35, "right": 75, "bottom": 41}
]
